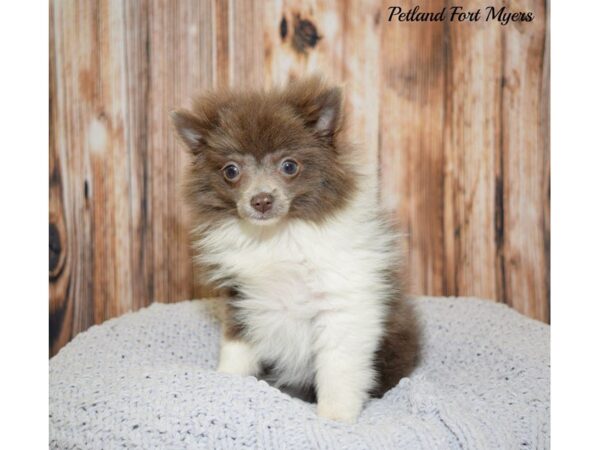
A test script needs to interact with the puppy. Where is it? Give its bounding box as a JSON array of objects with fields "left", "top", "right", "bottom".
[{"left": 171, "top": 77, "right": 420, "bottom": 423}]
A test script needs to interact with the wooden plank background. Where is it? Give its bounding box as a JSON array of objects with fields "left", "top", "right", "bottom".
[{"left": 50, "top": 0, "right": 549, "bottom": 356}]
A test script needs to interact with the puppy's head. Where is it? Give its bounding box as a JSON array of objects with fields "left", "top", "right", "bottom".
[{"left": 171, "top": 77, "right": 357, "bottom": 226}]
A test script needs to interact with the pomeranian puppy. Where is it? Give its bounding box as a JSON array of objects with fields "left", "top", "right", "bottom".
[{"left": 171, "top": 77, "right": 420, "bottom": 423}]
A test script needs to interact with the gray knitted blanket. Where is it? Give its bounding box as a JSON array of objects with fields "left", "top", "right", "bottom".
[{"left": 49, "top": 297, "right": 550, "bottom": 449}]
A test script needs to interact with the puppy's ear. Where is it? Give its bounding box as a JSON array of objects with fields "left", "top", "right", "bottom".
[
  {"left": 312, "top": 87, "right": 342, "bottom": 137},
  {"left": 170, "top": 110, "right": 207, "bottom": 154},
  {"left": 284, "top": 78, "right": 343, "bottom": 141}
]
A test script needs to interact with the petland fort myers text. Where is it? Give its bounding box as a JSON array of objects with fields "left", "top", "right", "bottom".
[{"left": 387, "top": 5, "right": 534, "bottom": 25}]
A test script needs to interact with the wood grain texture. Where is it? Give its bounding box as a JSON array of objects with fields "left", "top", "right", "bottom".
[
  {"left": 443, "top": 0, "right": 504, "bottom": 302},
  {"left": 379, "top": 0, "right": 447, "bottom": 295},
  {"left": 50, "top": 0, "right": 550, "bottom": 355},
  {"left": 500, "top": 0, "right": 549, "bottom": 321}
]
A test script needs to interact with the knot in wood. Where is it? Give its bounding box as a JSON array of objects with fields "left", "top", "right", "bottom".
[{"left": 292, "top": 16, "right": 320, "bottom": 53}]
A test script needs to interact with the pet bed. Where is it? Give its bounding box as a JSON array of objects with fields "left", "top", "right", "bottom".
[{"left": 49, "top": 297, "right": 550, "bottom": 449}]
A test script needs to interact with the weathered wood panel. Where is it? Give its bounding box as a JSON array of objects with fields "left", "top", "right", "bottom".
[
  {"left": 50, "top": 0, "right": 550, "bottom": 356},
  {"left": 50, "top": 0, "right": 215, "bottom": 355},
  {"left": 51, "top": 1, "right": 98, "bottom": 356},
  {"left": 443, "top": 0, "right": 504, "bottom": 301},
  {"left": 145, "top": 0, "right": 214, "bottom": 304},
  {"left": 379, "top": 0, "right": 447, "bottom": 295},
  {"left": 501, "top": 0, "right": 549, "bottom": 321}
]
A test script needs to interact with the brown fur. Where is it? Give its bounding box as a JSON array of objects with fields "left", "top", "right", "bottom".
[
  {"left": 221, "top": 287, "right": 246, "bottom": 340},
  {"left": 172, "top": 77, "right": 358, "bottom": 226},
  {"left": 372, "top": 290, "right": 421, "bottom": 397}
]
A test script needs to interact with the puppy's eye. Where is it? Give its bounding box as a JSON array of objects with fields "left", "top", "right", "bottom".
[
  {"left": 222, "top": 163, "right": 241, "bottom": 182},
  {"left": 280, "top": 159, "right": 300, "bottom": 176}
]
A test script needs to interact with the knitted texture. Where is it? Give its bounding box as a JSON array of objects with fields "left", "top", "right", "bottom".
[{"left": 49, "top": 297, "right": 550, "bottom": 449}]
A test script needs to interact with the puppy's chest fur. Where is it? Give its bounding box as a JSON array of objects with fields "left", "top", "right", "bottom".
[{"left": 197, "top": 204, "right": 395, "bottom": 387}]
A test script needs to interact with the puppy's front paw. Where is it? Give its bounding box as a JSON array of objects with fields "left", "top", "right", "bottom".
[
  {"left": 317, "top": 396, "right": 363, "bottom": 423},
  {"left": 217, "top": 358, "right": 249, "bottom": 375},
  {"left": 217, "top": 339, "right": 258, "bottom": 376}
]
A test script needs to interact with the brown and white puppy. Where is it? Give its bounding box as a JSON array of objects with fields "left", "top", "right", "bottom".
[{"left": 171, "top": 77, "right": 420, "bottom": 423}]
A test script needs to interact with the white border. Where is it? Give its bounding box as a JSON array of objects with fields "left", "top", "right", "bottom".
[
  {"left": 0, "top": 2, "right": 48, "bottom": 448},
  {"left": 552, "top": 1, "right": 600, "bottom": 447},
  {"left": 0, "top": 1, "right": 598, "bottom": 446}
]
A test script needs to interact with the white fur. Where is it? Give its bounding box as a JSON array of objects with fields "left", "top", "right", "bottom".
[
  {"left": 217, "top": 338, "right": 259, "bottom": 375},
  {"left": 196, "top": 179, "right": 401, "bottom": 423}
]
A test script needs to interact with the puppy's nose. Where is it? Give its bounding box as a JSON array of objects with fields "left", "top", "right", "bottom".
[{"left": 250, "top": 193, "right": 274, "bottom": 214}]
